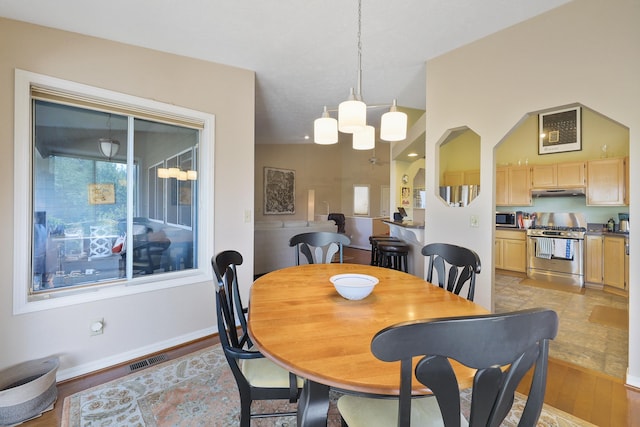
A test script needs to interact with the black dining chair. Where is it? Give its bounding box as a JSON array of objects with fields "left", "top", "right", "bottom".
[
  {"left": 212, "top": 250, "right": 302, "bottom": 427},
  {"left": 421, "top": 243, "right": 481, "bottom": 301},
  {"left": 289, "top": 231, "right": 351, "bottom": 265},
  {"left": 337, "top": 308, "right": 559, "bottom": 427}
]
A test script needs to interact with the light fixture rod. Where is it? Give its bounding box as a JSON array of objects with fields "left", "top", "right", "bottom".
[{"left": 356, "top": 0, "right": 363, "bottom": 100}]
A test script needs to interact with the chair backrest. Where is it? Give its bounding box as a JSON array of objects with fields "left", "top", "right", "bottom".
[
  {"left": 212, "top": 250, "right": 251, "bottom": 350},
  {"left": 289, "top": 231, "right": 351, "bottom": 265},
  {"left": 421, "top": 243, "right": 481, "bottom": 301},
  {"left": 371, "top": 308, "right": 559, "bottom": 427}
]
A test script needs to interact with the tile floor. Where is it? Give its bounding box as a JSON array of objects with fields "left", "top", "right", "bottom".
[{"left": 494, "top": 273, "right": 629, "bottom": 378}]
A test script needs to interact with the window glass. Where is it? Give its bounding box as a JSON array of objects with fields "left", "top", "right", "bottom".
[{"left": 31, "top": 100, "right": 199, "bottom": 294}]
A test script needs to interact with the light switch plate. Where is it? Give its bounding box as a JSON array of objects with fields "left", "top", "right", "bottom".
[{"left": 470, "top": 215, "right": 479, "bottom": 228}]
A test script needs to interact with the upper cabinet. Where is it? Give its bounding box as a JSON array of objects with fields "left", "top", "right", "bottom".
[
  {"left": 531, "top": 162, "right": 585, "bottom": 189},
  {"left": 496, "top": 165, "right": 531, "bottom": 206},
  {"left": 587, "top": 157, "right": 627, "bottom": 206}
]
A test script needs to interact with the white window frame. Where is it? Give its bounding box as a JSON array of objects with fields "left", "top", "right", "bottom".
[{"left": 13, "top": 69, "right": 215, "bottom": 314}]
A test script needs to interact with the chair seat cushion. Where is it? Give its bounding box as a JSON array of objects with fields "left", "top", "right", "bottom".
[
  {"left": 337, "top": 394, "right": 468, "bottom": 427},
  {"left": 241, "top": 357, "right": 304, "bottom": 388}
]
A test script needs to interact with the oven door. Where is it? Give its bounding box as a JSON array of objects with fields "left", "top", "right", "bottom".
[{"left": 527, "top": 236, "right": 584, "bottom": 285}]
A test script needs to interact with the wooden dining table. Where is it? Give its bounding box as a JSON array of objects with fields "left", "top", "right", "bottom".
[{"left": 248, "top": 263, "right": 489, "bottom": 426}]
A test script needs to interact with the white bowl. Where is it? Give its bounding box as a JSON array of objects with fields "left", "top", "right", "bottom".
[{"left": 330, "top": 274, "right": 379, "bottom": 300}]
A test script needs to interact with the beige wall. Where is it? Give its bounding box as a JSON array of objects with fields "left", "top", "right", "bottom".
[
  {"left": 423, "top": 0, "right": 639, "bottom": 385},
  {"left": 0, "top": 18, "right": 255, "bottom": 377},
  {"left": 255, "top": 141, "right": 391, "bottom": 221}
]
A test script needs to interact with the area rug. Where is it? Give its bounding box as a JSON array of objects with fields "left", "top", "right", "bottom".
[
  {"left": 62, "top": 345, "right": 595, "bottom": 426},
  {"left": 589, "top": 305, "right": 628, "bottom": 330},
  {"left": 520, "top": 278, "right": 585, "bottom": 294}
]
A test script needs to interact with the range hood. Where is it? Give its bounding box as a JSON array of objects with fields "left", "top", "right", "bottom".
[{"left": 531, "top": 188, "right": 586, "bottom": 197}]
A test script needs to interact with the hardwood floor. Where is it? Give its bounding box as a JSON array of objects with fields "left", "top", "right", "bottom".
[{"left": 23, "top": 247, "right": 640, "bottom": 426}]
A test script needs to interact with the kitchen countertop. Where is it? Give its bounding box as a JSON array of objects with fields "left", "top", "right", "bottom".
[
  {"left": 383, "top": 220, "right": 425, "bottom": 229},
  {"left": 496, "top": 226, "right": 526, "bottom": 232},
  {"left": 586, "top": 223, "right": 629, "bottom": 236}
]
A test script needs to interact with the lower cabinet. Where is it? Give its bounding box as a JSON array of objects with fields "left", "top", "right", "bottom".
[
  {"left": 495, "top": 229, "right": 526, "bottom": 272},
  {"left": 585, "top": 234, "right": 627, "bottom": 291}
]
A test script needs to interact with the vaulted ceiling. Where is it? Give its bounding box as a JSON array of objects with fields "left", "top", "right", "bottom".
[{"left": 0, "top": 0, "right": 571, "bottom": 146}]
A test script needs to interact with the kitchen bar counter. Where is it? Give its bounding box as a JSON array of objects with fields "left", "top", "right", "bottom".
[
  {"left": 382, "top": 220, "right": 425, "bottom": 229},
  {"left": 383, "top": 220, "right": 424, "bottom": 277}
]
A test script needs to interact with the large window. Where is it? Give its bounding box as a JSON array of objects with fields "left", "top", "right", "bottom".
[{"left": 14, "top": 70, "right": 214, "bottom": 313}]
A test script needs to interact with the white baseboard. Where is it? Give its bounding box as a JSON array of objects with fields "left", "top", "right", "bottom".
[{"left": 56, "top": 326, "right": 216, "bottom": 382}]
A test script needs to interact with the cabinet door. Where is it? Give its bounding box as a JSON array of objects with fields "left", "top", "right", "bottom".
[
  {"left": 531, "top": 164, "right": 557, "bottom": 188},
  {"left": 495, "top": 239, "right": 503, "bottom": 269},
  {"left": 587, "top": 158, "right": 625, "bottom": 205},
  {"left": 604, "top": 236, "right": 626, "bottom": 289},
  {"left": 496, "top": 168, "right": 508, "bottom": 206},
  {"left": 557, "top": 161, "right": 586, "bottom": 187},
  {"left": 585, "top": 235, "right": 603, "bottom": 284},
  {"left": 464, "top": 170, "right": 480, "bottom": 185},
  {"left": 508, "top": 166, "right": 531, "bottom": 206},
  {"left": 502, "top": 239, "right": 527, "bottom": 272},
  {"left": 443, "top": 171, "right": 464, "bottom": 186}
]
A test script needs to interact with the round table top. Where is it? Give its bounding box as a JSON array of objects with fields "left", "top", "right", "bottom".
[{"left": 248, "top": 263, "right": 488, "bottom": 395}]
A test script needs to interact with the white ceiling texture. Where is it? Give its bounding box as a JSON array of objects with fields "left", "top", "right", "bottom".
[{"left": 0, "top": 0, "right": 570, "bottom": 146}]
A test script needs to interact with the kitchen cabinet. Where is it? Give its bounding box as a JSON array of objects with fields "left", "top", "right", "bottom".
[
  {"left": 443, "top": 171, "right": 464, "bottom": 186},
  {"left": 496, "top": 166, "right": 531, "bottom": 206},
  {"left": 587, "top": 158, "right": 626, "bottom": 206},
  {"left": 531, "top": 162, "right": 585, "bottom": 188},
  {"left": 585, "top": 235, "right": 604, "bottom": 284},
  {"left": 443, "top": 169, "right": 480, "bottom": 186},
  {"left": 604, "top": 236, "right": 626, "bottom": 290},
  {"left": 585, "top": 233, "right": 628, "bottom": 292},
  {"left": 495, "top": 229, "right": 526, "bottom": 272}
]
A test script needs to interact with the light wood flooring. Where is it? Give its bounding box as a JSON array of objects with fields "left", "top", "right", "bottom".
[{"left": 22, "top": 247, "right": 640, "bottom": 426}]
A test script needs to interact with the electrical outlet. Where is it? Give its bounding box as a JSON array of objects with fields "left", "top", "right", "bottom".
[
  {"left": 470, "top": 215, "right": 479, "bottom": 228},
  {"left": 244, "top": 209, "right": 252, "bottom": 223},
  {"left": 90, "top": 318, "right": 104, "bottom": 336}
]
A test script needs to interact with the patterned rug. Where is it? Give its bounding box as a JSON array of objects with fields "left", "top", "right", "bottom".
[{"left": 62, "top": 345, "right": 595, "bottom": 426}]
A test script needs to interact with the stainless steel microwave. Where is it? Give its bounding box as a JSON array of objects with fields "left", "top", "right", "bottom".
[{"left": 496, "top": 212, "right": 517, "bottom": 227}]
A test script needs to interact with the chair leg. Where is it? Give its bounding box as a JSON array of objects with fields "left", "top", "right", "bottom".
[{"left": 239, "top": 394, "right": 252, "bottom": 427}]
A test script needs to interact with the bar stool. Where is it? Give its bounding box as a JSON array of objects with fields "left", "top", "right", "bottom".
[
  {"left": 377, "top": 240, "right": 410, "bottom": 272},
  {"left": 369, "top": 235, "right": 402, "bottom": 266}
]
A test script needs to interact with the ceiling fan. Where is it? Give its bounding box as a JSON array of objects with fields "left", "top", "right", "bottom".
[{"left": 368, "top": 150, "right": 388, "bottom": 167}]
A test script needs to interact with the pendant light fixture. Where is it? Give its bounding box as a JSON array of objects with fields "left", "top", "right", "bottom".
[
  {"left": 98, "top": 114, "right": 120, "bottom": 160},
  {"left": 313, "top": 0, "right": 407, "bottom": 149}
]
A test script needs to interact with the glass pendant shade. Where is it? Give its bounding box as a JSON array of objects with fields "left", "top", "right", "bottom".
[
  {"left": 157, "top": 168, "right": 170, "bottom": 178},
  {"left": 314, "top": 106, "right": 338, "bottom": 145},
  {"left": 338, "top": 88, "right": 366, "bottom": 134},
  {"left": 352, "top": 125, "right": 375, "bottom": 150},
  {"left": 380, "top": 100, "right": 408, "bottom": 142},
  {"left": 187, "top": 170, "right": 198, "bottom": 180},
  {"left": 98, "top": 138, "right": 120, "bottom": 159}
]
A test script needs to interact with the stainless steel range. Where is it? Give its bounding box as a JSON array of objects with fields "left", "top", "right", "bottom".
[{"left": 526, "top": 212, "right": 587, "bottom": 287}]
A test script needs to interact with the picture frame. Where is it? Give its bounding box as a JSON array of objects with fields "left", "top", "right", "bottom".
[
  {"left": 538, "top": 106, "right": 581, "bottom": 155},
  {"left": 88, "top": 183, "right": 115, "bottom": 205},
  {"left": 264, "top": 167, "right": 295, "bottom": 214}
]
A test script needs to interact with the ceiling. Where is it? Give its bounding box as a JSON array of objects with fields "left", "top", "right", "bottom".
[{"left": 0, "top": 0, "right": 570, "bottom": 150}]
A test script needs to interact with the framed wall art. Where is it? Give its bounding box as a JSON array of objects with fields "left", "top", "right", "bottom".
[
  {"left": 88, "top": 183, "right": 115, "bottom": 205},
  {"left": 538, "top": 106, "right": 581, "bottom": 155},
  {"left": 264, "top": 167, "right": 295, "bottom": 214}
]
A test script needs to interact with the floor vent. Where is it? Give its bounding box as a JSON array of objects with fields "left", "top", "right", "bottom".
[{"left": 128, "top": 353, "right": 169, "bottom": 372}]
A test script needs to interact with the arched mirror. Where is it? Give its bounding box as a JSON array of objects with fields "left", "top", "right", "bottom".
[{"left": 438, "top": 126, "right": 481, "bottom": 207}]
